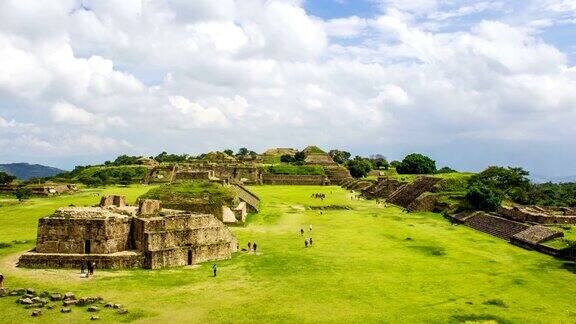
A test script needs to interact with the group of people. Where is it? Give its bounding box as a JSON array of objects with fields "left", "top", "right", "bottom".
[
  {"left": 80, "top": 261, "right": 96, "bottom": 277},
  {"left": 375, "top": 199, "right": 388, "bottom": 207},
  {"left": 246, "top": 241, "right": 258, "bottom": 253},
  {"left": 311, "top": 193, "right": 326, "bottom": 200},
  {"left": 300, "top": 225, "right": 314, "bottom": 248}
]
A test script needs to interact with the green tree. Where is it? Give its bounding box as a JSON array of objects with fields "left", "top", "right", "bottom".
[
  {"left": 0, "top": 171, "right": 16, "bottom": 184},
  {"left": 369, "top": 154, "right": 389, "bottom": 170},
  {"left": 468, "top": 166, "right": 531, "bottom": 204},
  {"left": 329, "top": 150, "right": 352, "bottom": 164},
  {"left": 347, "top": 156, "right": 373, "bottom": 178},
  {"left": 280, "top": 154, "right": 294, "bottom": 163},
  {"left": 294, "top": 151, "right": 306, "bottom": 162},
  {"left": 119, "top": 172, "right": 133, "bottom": 186},
  {"left": 236, "top": 147, "right": 249, "bottom": 157},
  {"left": 13, "top": 187, "right": 33, "bottom": 202},
  {"left": 465, "top": 184, "right": 503, "bottom": 211},
  {"left": 223, "top": 149, "right": 234, "bottom": 156},
  {"left": 396, "top": 153, "right": 436, "bottom": 174}
]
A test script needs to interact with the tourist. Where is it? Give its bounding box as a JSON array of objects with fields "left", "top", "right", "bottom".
[
  {"left": 309, "top": 224, "right": 313, "bottom": 232},
  {"left": 309, "top": 238, "right": 313, "bottom": 246},
  {"left": 248, "top": 241, "right": 252, "bottom": 251},
  {"left": 212, "top": 264, "right": 218, "bottom": 277},
  {"left": 253, "top": 242, "right": 257, "bottom": 253},
  {"left": 300, "top": 228, "right": 304, "bottom": 236},
  {"left": 81, "top": 262, "right": 85, "bottom": 274},
  {"left": 305, "top": 239, "right": 309, "bottom": 248},
  {"left": 0, "top": 273, "right": 4, "bottom": 289}
]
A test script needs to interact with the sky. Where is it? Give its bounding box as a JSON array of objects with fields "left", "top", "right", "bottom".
[{"left": 0, "top": 0, "right": 576, "bottom": 178}]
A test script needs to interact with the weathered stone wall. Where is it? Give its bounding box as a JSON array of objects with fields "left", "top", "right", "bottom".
[
  {"left": 35, "top": 217, "right": 131, "bottom": 254},
  {"left": 18, "top": 251, "right": 145, "bottom": 269},
  {"left": 230, "top": 183, "right": 260, "bottom": 212},
  {"left": 262, "top": 174, "right": 328, "bottom": 185},
  {"left": 499, "top": 205, "right": 576, "bottom": 224},
  {"left": 174, "top": 170, "right": 213, "bottom": 181},
  {"left": 100, "top": 195, "right": 126, "bottom": 208},
  {"left": 134, "top": 213, "right": 237, "bottom": 268},
  {"left": 137, "top": 199, "right": 162, "bottom": 215}
]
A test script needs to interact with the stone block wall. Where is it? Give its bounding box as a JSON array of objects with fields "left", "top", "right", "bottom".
[
  {"left": 262, "top": 174, "right": 328, "bottom": 185},
  {"left": 174, "top": 170, "right": 213, "bottom": 181},
  {"left": 18, "top": 251, "right": 144, "bottom": 269},
  {"left": 36, "top": 217, "right": 131, "bottom": 254}
]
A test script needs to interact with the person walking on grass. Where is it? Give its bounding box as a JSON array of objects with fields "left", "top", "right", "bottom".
[
  {"left": 81, "top": 262, "right": 85, "bottom": 274},
  {"left": 248, "top": 241, "right": 252, "bottom": 251},
  {"left": 309, "top": 237, "right": 313, "bottom": 246},
  {"left": 300, "top": 228, "right": 304, "bottom": 236},
  {"left": 305, "top": 239, "right": 309, "bottom": 248},
  {"left": 0, "top": 273, "right": 4, "bottom": 289},
  {"left": 309, "top": 224, "right": 313, "bottom": 232},
  {"left": 212, "top": 264, "right": 218, "bottom": 277},
  {"left": 253, "top": 242, "right": 257, "bottom": 254}
]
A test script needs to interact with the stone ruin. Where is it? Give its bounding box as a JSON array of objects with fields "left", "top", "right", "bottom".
[
  {"left": 18, "top": 195, "right": 238, "bottom": 270},
  {"left": 499, "top": 205, "right": 576, "bottom": 224}
]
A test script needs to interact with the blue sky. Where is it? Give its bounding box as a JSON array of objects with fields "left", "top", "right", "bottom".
[{"left": 0, "top": 0, "right": 575, "bottom": 179}]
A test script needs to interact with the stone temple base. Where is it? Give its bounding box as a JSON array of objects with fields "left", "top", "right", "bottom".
[{"left": 18, "top": 251, "right": 145, "bottom": 269}]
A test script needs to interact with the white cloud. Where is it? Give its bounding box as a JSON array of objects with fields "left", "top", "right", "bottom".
[
  {"left": 0, "top": 0, "right": 575, "bottom": 176},
  {"left": 51, "top": 101, "right": 94, "bottom": 125}
]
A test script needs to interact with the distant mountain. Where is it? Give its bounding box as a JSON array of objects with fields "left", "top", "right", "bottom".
[
  {"left": 531, "top": 174, "right": 576, "bottom": 184},
  {"left": 0, "top": 163, "right": 66, "bottom": 180}
]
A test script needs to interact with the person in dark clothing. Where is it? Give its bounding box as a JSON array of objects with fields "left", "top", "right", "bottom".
[
  {"left": 86, "top": 262, "right": 92, "bottom": 276},
  {"left": 81, "top": 262, "right": 85, "bottom": 274},
  {"left": 309, "top": 237, "right": 313, "bottom": 246},
  {"left": 248, "top": 241, "right": 252, "bottom": 251},
  {"left": 300, "top": 228, "right": 304, "bottom": 236},
  {"left": 253, "top": 242, "right": 257, "bottom": 253},
  {"left": 212, "top": 264, "right": 218, "bottom": 277},
  {"left": 0, "top": 273, "right": 4, "bottom": 289},
  {"left": 304, "top": 239, "right": 309, "bottom": 248}
]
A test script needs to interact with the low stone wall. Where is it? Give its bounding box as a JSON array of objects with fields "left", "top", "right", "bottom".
[
  {"left": 18, "top": 251, "right": 145, "bottom": 269},
  {"left": 262, "top": 174, "right": 328, "bottom": 185},
  {"left": 174, "top": 170, "right": 213, "bottom": 181},
  {"left": 230, "top": 183, "right": 260, "bottom": 212},
  {"left": 499, "top": 205, "right": 576, "bottom": 224}
]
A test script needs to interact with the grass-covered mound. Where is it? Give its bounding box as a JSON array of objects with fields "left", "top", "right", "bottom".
[
  {"left": 139, "top": 181, "right": 235, "bottom": 211},
  {"left": 266, "top": 165, "right": 325, "bottom": 175}
]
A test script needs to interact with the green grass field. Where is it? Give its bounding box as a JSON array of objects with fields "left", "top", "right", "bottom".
[{"left": 1, "top": 185, "right": 575, "bottom": 323}]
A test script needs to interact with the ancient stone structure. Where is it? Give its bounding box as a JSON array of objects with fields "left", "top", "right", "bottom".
[
  {"left": 386, "top": 177, "right": 442, "bottom": 208},
  {"left": 0, "top": 184, "right": 77, "bottom": 196},
  {"left": 511, "top": 225, "right": 563, "bottom": 246},
  {"left": 499, "top": 205, "right": 576, "bottom": 224},
  {"left": 261, "top": 148, "right": 298, "bottom": 156},
  {"left": 261, "top": 174, "right": 329, "bottom": 185},
  {"left": 173, "top": 170, "right": 214, "bottom": 181},
  {"left": 18, "top": 196, "right": 237, "bottom": 269}
]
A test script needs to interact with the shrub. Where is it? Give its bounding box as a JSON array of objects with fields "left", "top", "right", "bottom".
[
  {"left": 396, "top": 153, "right": 436, "bottom": 174},
  {"left": 13, "top": 187, "right": 33, "bottom": 201},
  {"left": 436, "top": 166, "right": 456, "bottom": 174},
  {"left": 465, "top": 184, "right": 502, "bottom": 211},
  {"left": 0, "top": 171, "right": 16, "bottom": 184},
  {"left": 347, "top": 156, "right": 373, "bottom": 178}
]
